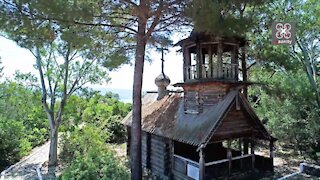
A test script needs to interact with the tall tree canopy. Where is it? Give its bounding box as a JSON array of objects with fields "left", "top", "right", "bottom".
[
  {"left": 187, "top": 0, "right": 267, "bottom": 36},
  {"left": 0, "top": 0, "right": 129, "bottom": 174},
  {"left": 1, "top": 0, "right": 191, "bottom": 179}
]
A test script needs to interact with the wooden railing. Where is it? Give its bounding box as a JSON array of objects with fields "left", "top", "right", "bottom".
[
  {"left": 205, "top": 154, "right": 254, "bottom": 178},
  {"left": 173, "top": 155, "right": 199, "bottom": 179},
  {"left": 184, "top": 63, "right": 238, "bottom": 81}
]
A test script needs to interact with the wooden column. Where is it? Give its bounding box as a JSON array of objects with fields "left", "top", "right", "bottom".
[
  {"left": 127, "top": 126, "right": 131, "bottom": 156},
  {"left": 199, "top": 147, "right": 205, "bottom": 180},
  {"left": 243, "top": 138, "right": 249, "bottom": 155},
  {"left": 183, "top": 47, "right": 191, "bottom": 81},
  {"left": 231, "top": 45, "right": 239, "bottom": 80},
  {"left": 227, "top": 139, "right": 232, "bottom": 175},
  {"left": 171, "top": 141, "right": 175, "bottom": 178},
  {"left": 146, "top": 133, "right": 151, "bottom": 169},
  {"left": 208, "top": 46, "right": 213, "bottom": 78},
  {"left": 217, "top": 41, "right": 223, "bottom": 78},
  {"left": 251, "top": 138, "right": 255, "bottom": 170},
  {"left": 239, "top": 138, "right": 243, "bottom": 169},
  {"left": 196, "top": 43, "right": 202, "bottom": 79}
]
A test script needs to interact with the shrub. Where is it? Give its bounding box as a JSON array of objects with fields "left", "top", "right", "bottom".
[
  {"left": 60, "top": 124, "right": 109, "bottom": 163},
  {"left": 59, "top": 124, "right": 129, "bottom": 180},
  {"left": 59, "top": 148, "right": 129, "bottom": 180},
  {"left": 0, "top": 118, "right": 32, "bottom": 165}
]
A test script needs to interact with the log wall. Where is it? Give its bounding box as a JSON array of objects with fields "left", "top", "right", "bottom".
[{"left": 142, "top": 132, "right": 171, "bottom": 180}]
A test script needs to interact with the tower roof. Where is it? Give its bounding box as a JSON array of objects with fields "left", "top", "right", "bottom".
[{"left": 175, "top": 31, "right": 247, "bottom": 48}]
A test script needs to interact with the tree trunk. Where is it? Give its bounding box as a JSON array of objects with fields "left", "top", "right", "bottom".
[
  {"left": 131, "top": 8, "right": 147, "bottom": 180},
  {"left": 48, "top": 127, "right": 58, "bottom": 166},
  {"left": 47, "top": 126, "right": 58, "bottom": 179}
]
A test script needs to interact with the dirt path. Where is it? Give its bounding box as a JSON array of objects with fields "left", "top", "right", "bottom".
[{"left": 1, "top": 141, "right": 50, "bottom": 180}]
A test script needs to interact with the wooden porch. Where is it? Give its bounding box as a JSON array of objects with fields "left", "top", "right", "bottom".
[{"left": 172, "top": 139, "right": 274, "bottom": 180}]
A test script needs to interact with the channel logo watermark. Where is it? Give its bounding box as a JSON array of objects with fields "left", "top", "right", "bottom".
[{"left": 272, "top": 22, "right": 296, "bottom": 45}]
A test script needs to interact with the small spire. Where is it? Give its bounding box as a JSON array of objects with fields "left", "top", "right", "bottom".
[{"left": 155, "top": 47, "right": 170, "bottom": 100}]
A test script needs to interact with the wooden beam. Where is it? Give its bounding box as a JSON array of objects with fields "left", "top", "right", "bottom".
[{"left": 199, "top": 147, "right": 205, "bottom": 180}]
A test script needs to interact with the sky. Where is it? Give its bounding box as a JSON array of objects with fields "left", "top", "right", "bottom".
[{"left": 0, "top": 35, "right": 187, "bottom": 97}]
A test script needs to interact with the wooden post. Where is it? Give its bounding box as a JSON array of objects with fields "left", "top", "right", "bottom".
[
  {"left": 196, "top": 43, "right": 202, "bottom": 79},
  {"left": 231, "top": 45, "right": 239, "bottom": 80},
  {"left": 183, "top": 47, "right": 191, "bottom": 81},
  {"left": 127, "top": 126, "right": 131, "bottom": 156},
  {"left": 171, "top": 141, "right": 175, "bottom": 179},
  {"left": 146, "top": 133, "right": 151, "bottom": 169},
  {"left": 217, "top": 41, "right": 223, "bottom": 78},
  {"left": 199, "top": 147, "right": 205, "bottom": 180},
  {"left": 243, "top": 138, "right": 249, "bottom": 155},
  {"left": 239, "top": 138, "right": 243, "bottom": 169},
  {"left": 251, "top": 138, "right": 255, "bottom": 170},
  {"left": 227, "top": 139, "right": 232, "bottom": 175},
  {"left": 208, "top": 46, "right": 213, "bottom": 78}
]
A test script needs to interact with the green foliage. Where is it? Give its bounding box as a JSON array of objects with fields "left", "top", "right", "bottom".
[
  {"left": 0, "top": 118, "right": 31, "bottom": 166},
  {"left": 0, "top": 81, "right": 48, "bottom": 167},
  {"left": 248, "top": 0, "right": 320, "bottom": 106},
  {"left": 250, "top": 68, "right": 320, "bottom": 160},
  {"left": 59, "top": 125, "right": 129, "bottom": 180},
  {"left": 0, "top": 59, "right": 3, "bottom": 78},
  {"left": 60, "top": 125, "right": 109, "bottom": 163},
  {"left": 187, "top": 0, "right": 268, "bottom": 36},
  {"left": 0, "top": 82, "right": 48, "bottom": 147},
  {"left": 59, "top": 148, "right": 129, "bottom": 180},
  {"left": 62, "top": 91, "right": 131, "bottom": 143}
]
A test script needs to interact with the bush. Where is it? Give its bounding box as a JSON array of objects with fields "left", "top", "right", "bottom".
[
  {"left": 60, "top": 125, "right": 109, "bottom": 163},
  {"left": 100, "top": 115, "right": 127, "bottom": 143},
  {"left": 0, "top": 118, "right": 32, "bottom": 166},
  {"left": 59, "top": 148, "right": 129, "bottom": 180},
  {"left": 59, "top": 124, "right": 129, "bottom": 180}
]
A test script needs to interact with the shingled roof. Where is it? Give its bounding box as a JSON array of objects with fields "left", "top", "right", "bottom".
[{"left": 122, "top": 90, "right": 272, "bottom": 147}]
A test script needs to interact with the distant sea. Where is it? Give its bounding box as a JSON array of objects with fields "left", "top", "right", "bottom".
[{"left": 92, "top": 87, "right": 133, "bottom": 103}]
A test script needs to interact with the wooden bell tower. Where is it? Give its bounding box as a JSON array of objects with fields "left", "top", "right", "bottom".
[{"left": 175, "top": 32, "right": 247, "bottom": 114}]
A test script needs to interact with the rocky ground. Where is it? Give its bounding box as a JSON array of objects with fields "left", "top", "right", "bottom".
[{"left": 1, "top": 142, "right": 50, "bottom": 180}]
